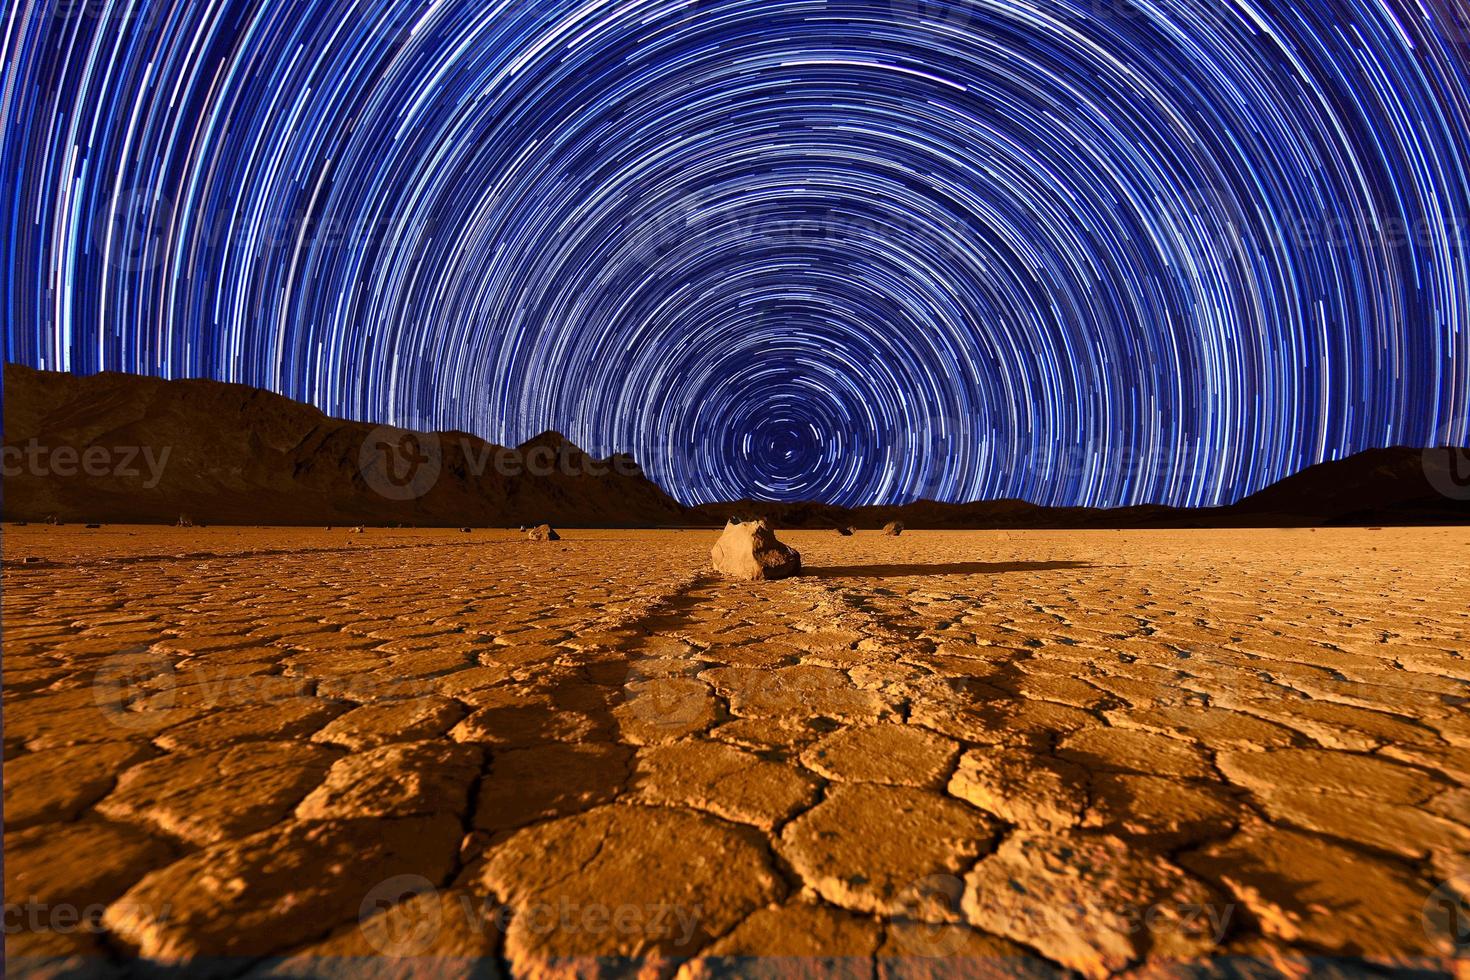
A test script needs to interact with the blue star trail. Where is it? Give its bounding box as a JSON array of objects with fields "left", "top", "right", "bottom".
[{"left": 4, "top": 0, "right": 1470, "bottom": 507}]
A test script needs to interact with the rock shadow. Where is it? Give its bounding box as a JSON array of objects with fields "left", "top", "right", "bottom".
[{"left": 806, "top": 560, "right": 1092, "bottom": 580}]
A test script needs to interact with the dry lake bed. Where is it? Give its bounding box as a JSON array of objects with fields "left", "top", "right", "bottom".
[{"left": 4, "top": 525, "right": 1468, "bottom": 976}]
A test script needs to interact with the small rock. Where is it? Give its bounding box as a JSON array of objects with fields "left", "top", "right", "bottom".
[
  {"left": 460, "top": 526, "right": 472, "bottom": 533},
  {"left": 527, "top": 524, "right": 560, "bottom": 541},
  {"left": 176, "top": 514, "right": 194, "bottom": 527},
  {"left": 350, "top": 525, "right": 365, "bottom": 534},
  {"left": 460, "top": 829, "right": 492, "bottom": 863},
  {"left": 710, "top": 518, "right": 801, "bottom": 580},
  {"left": 836, "top": 526, "right": 855, "bottom": 536},
  {"left": 22, "top": 556, "right": 42, "bottom": 564},
  {"left": 883, "top": 521, "right": 903, "bottom": 536},
  {"left": 85, "top": 523, "right": 102, "bottom": 529}
]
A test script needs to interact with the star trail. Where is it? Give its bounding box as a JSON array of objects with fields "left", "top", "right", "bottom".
[{"left": 4, "top": 0, "right": 1470, "bottom": 507}]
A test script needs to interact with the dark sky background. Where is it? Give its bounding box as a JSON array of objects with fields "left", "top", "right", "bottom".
[{"left": 5, "top": 0, "right": 1470, "bottom": 506}]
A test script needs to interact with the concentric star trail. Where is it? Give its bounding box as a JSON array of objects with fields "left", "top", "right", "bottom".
[{"left": 4, "top": 0, "right": 1469, "bottom": 506}]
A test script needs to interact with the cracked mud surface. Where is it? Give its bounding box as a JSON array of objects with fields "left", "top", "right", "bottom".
[{"left": 4, "top": 525, "right": 1468, "bottom": 977}]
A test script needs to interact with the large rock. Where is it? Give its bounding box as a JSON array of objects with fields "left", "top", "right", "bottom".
[
  {"left": 883, "top": 521, "right": 903, "bottom": 536},
  {"left": 526, "top": 524, "right": 560, "bottom": 541},
  {"left": 710, "top": 519, "right": 801, "bottom": 580}
]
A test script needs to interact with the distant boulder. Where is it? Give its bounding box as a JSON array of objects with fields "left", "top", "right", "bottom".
[
  {"left": 711, "top": 518, "right": 801, "bottom": 580},
  {"left": 528, "top": 524, "right": 560, "bottom": 542},
  {"left": 836, "top": 526, "right": 855, "bottom": 536},
  {"left": 883, "top": 521, "right": 904, "bottom": 536}
]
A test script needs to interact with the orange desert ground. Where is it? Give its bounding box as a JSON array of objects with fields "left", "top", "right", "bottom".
[{"left": 4, "top": 523, "right": 1468, "bottom": 976}]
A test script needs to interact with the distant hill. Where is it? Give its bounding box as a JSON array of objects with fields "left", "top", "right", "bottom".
[
  {"left": 1, "top": 364, "right": 687, "bottom": 526},
  {"left": 1226, "top": 446, "right": 1470, "bottom": 525},
  {"left": 4, "top": 363, "right": 1466, "bottom": 527},
  {"left": 695, "top": 447, "right": 1470, "bottom": 528}
]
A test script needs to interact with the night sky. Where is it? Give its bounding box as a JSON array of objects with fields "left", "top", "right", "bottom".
[{"left": 5, "top": 0, "right": 1470, "bottom": 507}]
